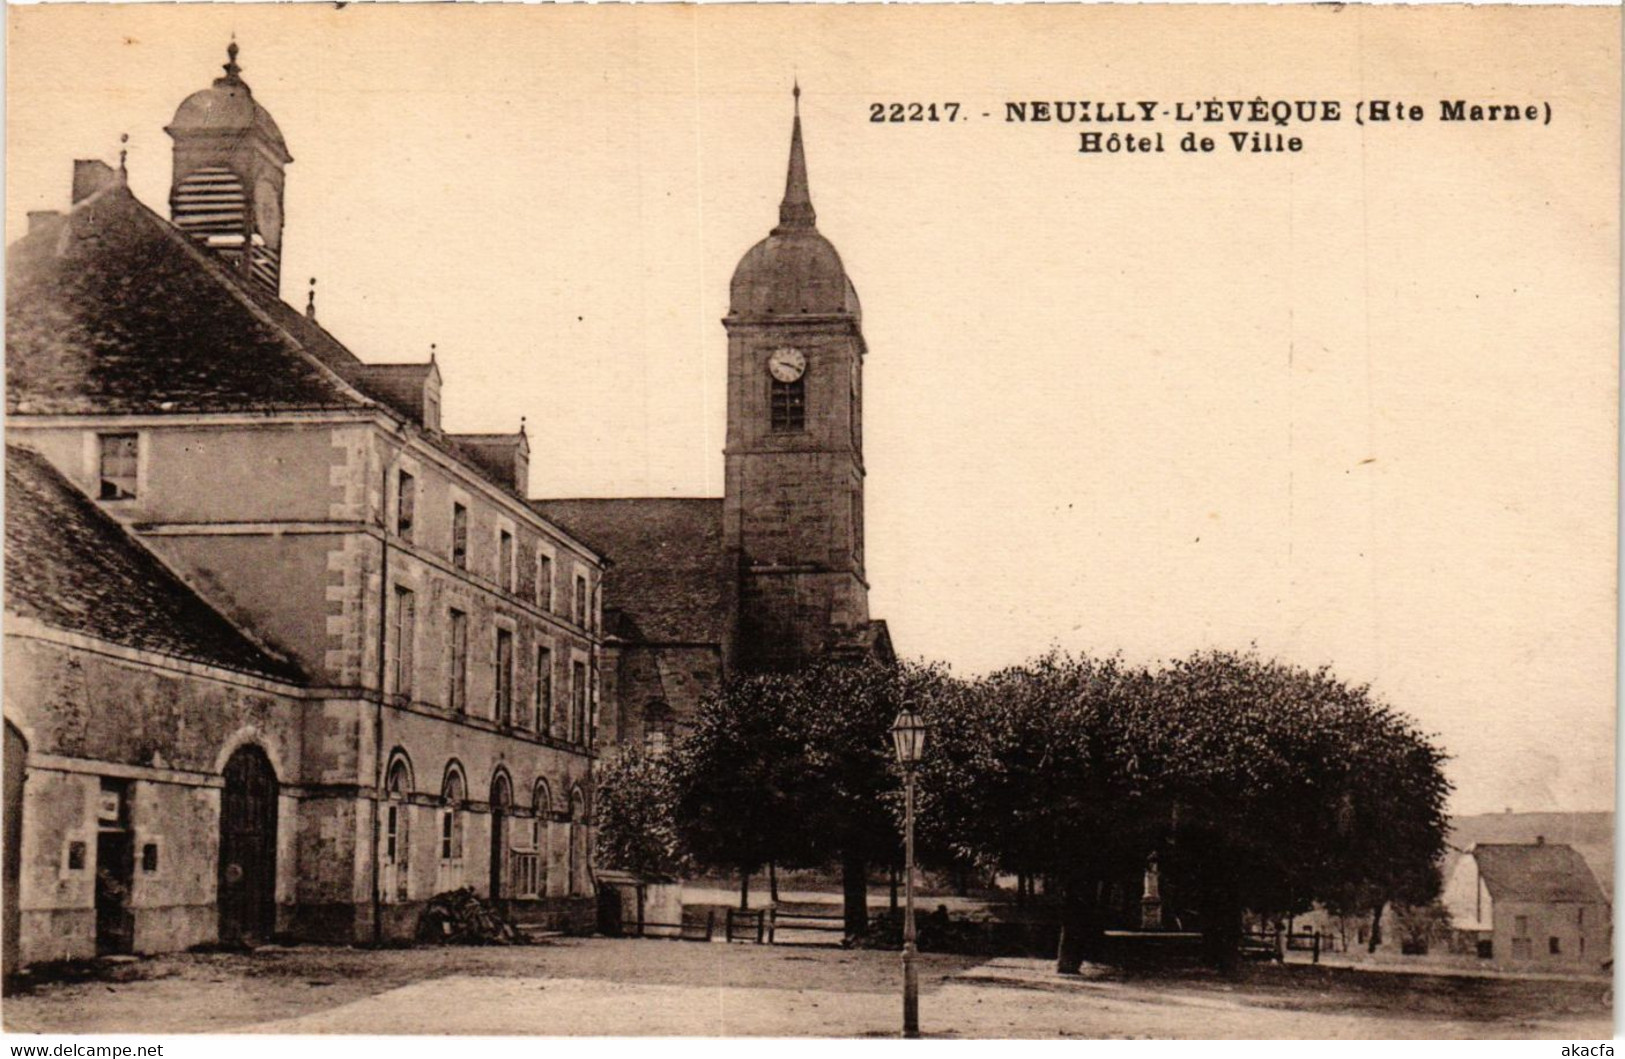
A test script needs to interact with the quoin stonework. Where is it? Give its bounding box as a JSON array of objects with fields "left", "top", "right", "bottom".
[{"left": 3, "top": 45, "right": 889, "bottom": 970}]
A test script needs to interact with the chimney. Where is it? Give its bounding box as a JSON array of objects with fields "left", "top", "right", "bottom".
[
  {"left": 1536, "top": 835, "right": 1545, "bottom": 846},
  {"left": 27, "top": 210, "right": 62, "bottom": 233},
  {"left": 72, "top": 159, "right": 118, "bottom": 204}
]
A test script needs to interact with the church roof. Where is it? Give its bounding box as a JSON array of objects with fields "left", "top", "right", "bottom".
[
  {"left": 4, "top": 445, "right": 303, "bottom": 683},
  {"left": 1471, "top": 842, "right": 1607, "bottom": 905},
  {"left": 166, "top": 43, "right": 291, "bottom": 164},
  {"left": 528, "top": 498, "right": 729, "bottom": 646},
  {"left": 729, "top": 89, "right": 860, "bottom": 319}
]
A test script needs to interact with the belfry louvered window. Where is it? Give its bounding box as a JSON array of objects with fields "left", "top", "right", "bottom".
[
  {"left": 172, "top": 166, "right": 247, "bottom": 255},
  {"left": 771, "top": 377, "right": 805, "bottom": 432},
  {"left": 172, "top": 166, "right": 278, "bottom": 290}
]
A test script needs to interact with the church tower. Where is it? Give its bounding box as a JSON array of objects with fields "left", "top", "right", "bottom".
[
  {"left": 165, "top": 42, "right": 292, "bottom": 294},
  {"left": 724, "top": 88, "right": 870, "bottom": 671}
]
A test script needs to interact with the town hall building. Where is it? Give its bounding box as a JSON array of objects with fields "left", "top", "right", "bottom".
[{"left": 3, "top": 46, "right": 891, "bottom": 970}]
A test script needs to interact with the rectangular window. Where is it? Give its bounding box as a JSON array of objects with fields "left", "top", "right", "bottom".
[
  {"left": 1549, "top": 936, "right": 1562, "bottom": 955},
  {"left": 771, "top": 377, "right": 805, "bottom": 432},
  {"left": 499, "top": 530, "right": 515, "bottom": 591},
  {"left": 440, "top": 811, "right": 454, "bottom": 860},
  {"left": 448, "top": 609, "right": 468, "bottom": 713},
  {"left": 1514, "top": 915, "right": 1529, "bottom": 937},
  {"left": 451, "top": 503, "right": 468, "bottom": 568},
  {"left": 535, "top": 645, "right": 553, "bottom": 732},
  {"left": 396, "top": 470, "right": 416, "bottom": 541},
  {"left": 98, "top": 433, "right": 139, "bottom": 499},
  {"left": 141, "top": 843, "right": 159, "bottom": 873},
  {"left": 495, "top": 628, "right": 514, "bottom": 724},
  {"left": 537, "top": 554, "right": 554, "bottom": 610},
  {"left": 575, "top": 574, "right": 588, "bottom": 627},
  {"left": 391, "top": 586, "right": 416, "bottom": 701},
  {"left": 572, "top": 661, "right": 588, "bottom": 744},
  {"left": 386, "top": 805, "right": 399, "bottom": 860}
]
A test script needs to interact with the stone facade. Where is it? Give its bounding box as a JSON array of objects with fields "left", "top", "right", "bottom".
[{"left": 3, "top": 47, "right": 607, "bottom": 968}]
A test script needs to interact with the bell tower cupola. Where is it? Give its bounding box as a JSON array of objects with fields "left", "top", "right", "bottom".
[
  {"left": 724, "top": 86, "right": 870, "bottom": 671},
  {"left": 165, "top": 41, "right": 293, "bottom": 294}
]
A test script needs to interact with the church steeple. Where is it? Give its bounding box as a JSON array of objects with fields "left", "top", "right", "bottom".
[{"left": 775, "top": 83, "right": 816, "bottom": 233}]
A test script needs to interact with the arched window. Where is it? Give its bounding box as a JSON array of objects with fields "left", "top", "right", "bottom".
[
  {"left": 644, "top": 702, "right": 675, "bottom": 758},
  {"left": 771, "top": 376, "right": 805, "bottom": 432},
  {"left": 383, "top": 753, "right": 414, "bottom": 902},
  {"left": 489, "top": 770, "right": 514, "bottom": 900},
  {"left": 437, "top": 763, "right": 467, "bottom": 891},
  {"left": 517, "top": 779, "right": 551, "bottom": 900}
]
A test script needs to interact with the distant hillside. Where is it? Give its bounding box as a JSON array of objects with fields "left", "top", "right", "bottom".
[{"left": 1447, "top": 811, "right": 1613, "bottom": 899}]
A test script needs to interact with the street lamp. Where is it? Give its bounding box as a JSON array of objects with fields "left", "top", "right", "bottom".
[{"left": 889, "top": 706, "right": 929, "bottom": 1039}]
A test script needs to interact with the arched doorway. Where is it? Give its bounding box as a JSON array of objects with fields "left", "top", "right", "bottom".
[
  {"left": 218, "top": 744, "right": 278, "bottom": 946},
  {"left": 489, "top": 771, "right": 513, "bottom": 903},
  {"left": 4, "top": 721, "right": 26, "bottom": 983}
]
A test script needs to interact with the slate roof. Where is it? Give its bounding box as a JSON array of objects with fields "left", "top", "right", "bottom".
[
  {"left": 4, "top": 446, "right": 302, "bottom": 683},
  {"left": 528, "top": 498, "right": 729, "bottom": 645},
  {"left": 1472, "top": 843, "right": 1608, "bottom": 905},
  {"left": 7, "top": 180, "right": 546, "bottom": 508},
  {"left": 1449, "top": 811, "right": 1613, "bottom": 904},
  {"left": 6, "top": 184, "right": 367, "bottom": 416}
]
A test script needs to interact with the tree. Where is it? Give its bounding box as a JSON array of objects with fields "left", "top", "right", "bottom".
[
  {"left": 594, "top": 747, "right": 688, "bottom": 882},
  {"left": 669, "top": 673, "right": 818, "bottom": 908}
]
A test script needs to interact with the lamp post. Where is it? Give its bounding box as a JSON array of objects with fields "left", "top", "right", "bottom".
[{"left": 889, "top": 706, "right": 928, "bottom": 1039}]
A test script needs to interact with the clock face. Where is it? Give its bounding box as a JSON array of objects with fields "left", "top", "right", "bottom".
[{"left": 768, "top": 347, "right": 807, "bottom": 383}]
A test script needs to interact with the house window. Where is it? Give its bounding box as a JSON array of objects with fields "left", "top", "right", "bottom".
[
  {"left": 67, "top": 841, "right": 87, "bottom": 871},
  {"left": 448, "top": 609, "right": 468, "bottom": 713},
  {"left": 537, "top": 554, "right": 554, "bottom": 610},
  {"left": 1514, "top": 915, "right": 1529, "bottom": 937},
  {"left": 575, "top": 574, "right": 588, "bottom": 627},
  {"left": 384, "top": 759, "right": 412, "bottom": 903},
  {"left": 396, "top": 470, "right": 416, "bottom": 540},
  {"left": 141, "top": 843, "right": 159, "bottom": 873},
  {"left": 495, "top": 629, "right": 514, "bottom": 724},
  {"left": 1549, "top": 936, "right": 1562, "bottom": 955},
  {"left": 590, "top": 584, "right": 600, "bottom": 634},
  {"left": 98, "top": 433, "right": 139, "bottom": 500},
  {"left": 535, "top": 645, "right": 553, "bottom": 733},
  {"left": 391, "top": 586, "right": 416, "bottom": 701},
  {"left": 1578, "top": 907, "right": 1585, "bottom": 927},
  {"left": 499, "top": 530, "right": 515, "bottom": 591},
  {"left": 771, "top": 377, "right": 805, "bottom": 432},
  {"left": 451, "top": 503, "right": 468, "bottom": 568},
  {"left": 438, "top": 767, "right": 466, "bottom": 891},
  {"left": 571, "top": 661, "right": 588, "bottom": 744}
]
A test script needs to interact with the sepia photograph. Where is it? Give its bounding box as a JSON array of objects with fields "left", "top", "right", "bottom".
[{"left": 1, "top": 2, "right": 1617, "bottom": 1041}]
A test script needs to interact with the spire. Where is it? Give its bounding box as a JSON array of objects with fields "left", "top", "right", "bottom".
[{"left": 776, "top": 81, "right": 816, "bottom": 232}]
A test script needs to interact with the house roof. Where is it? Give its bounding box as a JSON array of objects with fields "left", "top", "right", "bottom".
[
  {"left": 1472, "top": 843, "right": 1608, "bottom": 905},
  {"left": 4, "top": 445, "right": 302, "bottom": 683},
  {"left": 528, "top": 498, "right": 729, "bottom": 645},
  {"left": 7, "top": 180, "right": 558, "bottom": 513},
  {"left": 6, "top": 184, "right": 368, "bottom": 416},
  {"left": 1448, "top": 811, "right": 1613, "bottom": 905}
]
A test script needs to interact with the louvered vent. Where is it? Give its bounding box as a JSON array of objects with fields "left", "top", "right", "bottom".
[{"left": 172, "top": 166, "right": 276, "bottom": 290}]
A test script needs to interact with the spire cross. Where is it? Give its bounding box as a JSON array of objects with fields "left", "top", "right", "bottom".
[
  {"left": 305, "top": 277, "right": 318, "bottom": 320},
  {"left": 223, "top": 37, "right": 242, "bottom": 81},
  {"left": 118, "top": 133, "right": 129, "bottom": 177}
]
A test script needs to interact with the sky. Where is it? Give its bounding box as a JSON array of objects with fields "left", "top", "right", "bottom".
[{"left": 6, "top": 4, "right": 1618, "bottom": 816}]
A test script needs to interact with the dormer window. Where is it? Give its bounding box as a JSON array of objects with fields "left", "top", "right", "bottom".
[{"left": 98, "top": 433, "right": 139, "bottom": 500}]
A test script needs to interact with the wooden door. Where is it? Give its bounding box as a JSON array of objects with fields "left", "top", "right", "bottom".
[{"left": 219, "top": 746, "right": 278, "bottom": 946}]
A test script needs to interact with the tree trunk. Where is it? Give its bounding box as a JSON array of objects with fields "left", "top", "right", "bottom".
[
  {"left": 1200, "top": 886, "right": 1242, "bottom": 973},
  {"left": 1367, "top": 904, "right": 1383, "bottom": 953},
  {"left": 769, "top": 862, "right": 779, "bottom": 903},
  {"left": 1055, "top": 878, "right": 1100, "bottom": 975},
  {"left": 739, "top": 869, "right": 750, "bottom": 910},
  {"left": 842, "top": 852, "right": 869, "bottom": 939}
]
